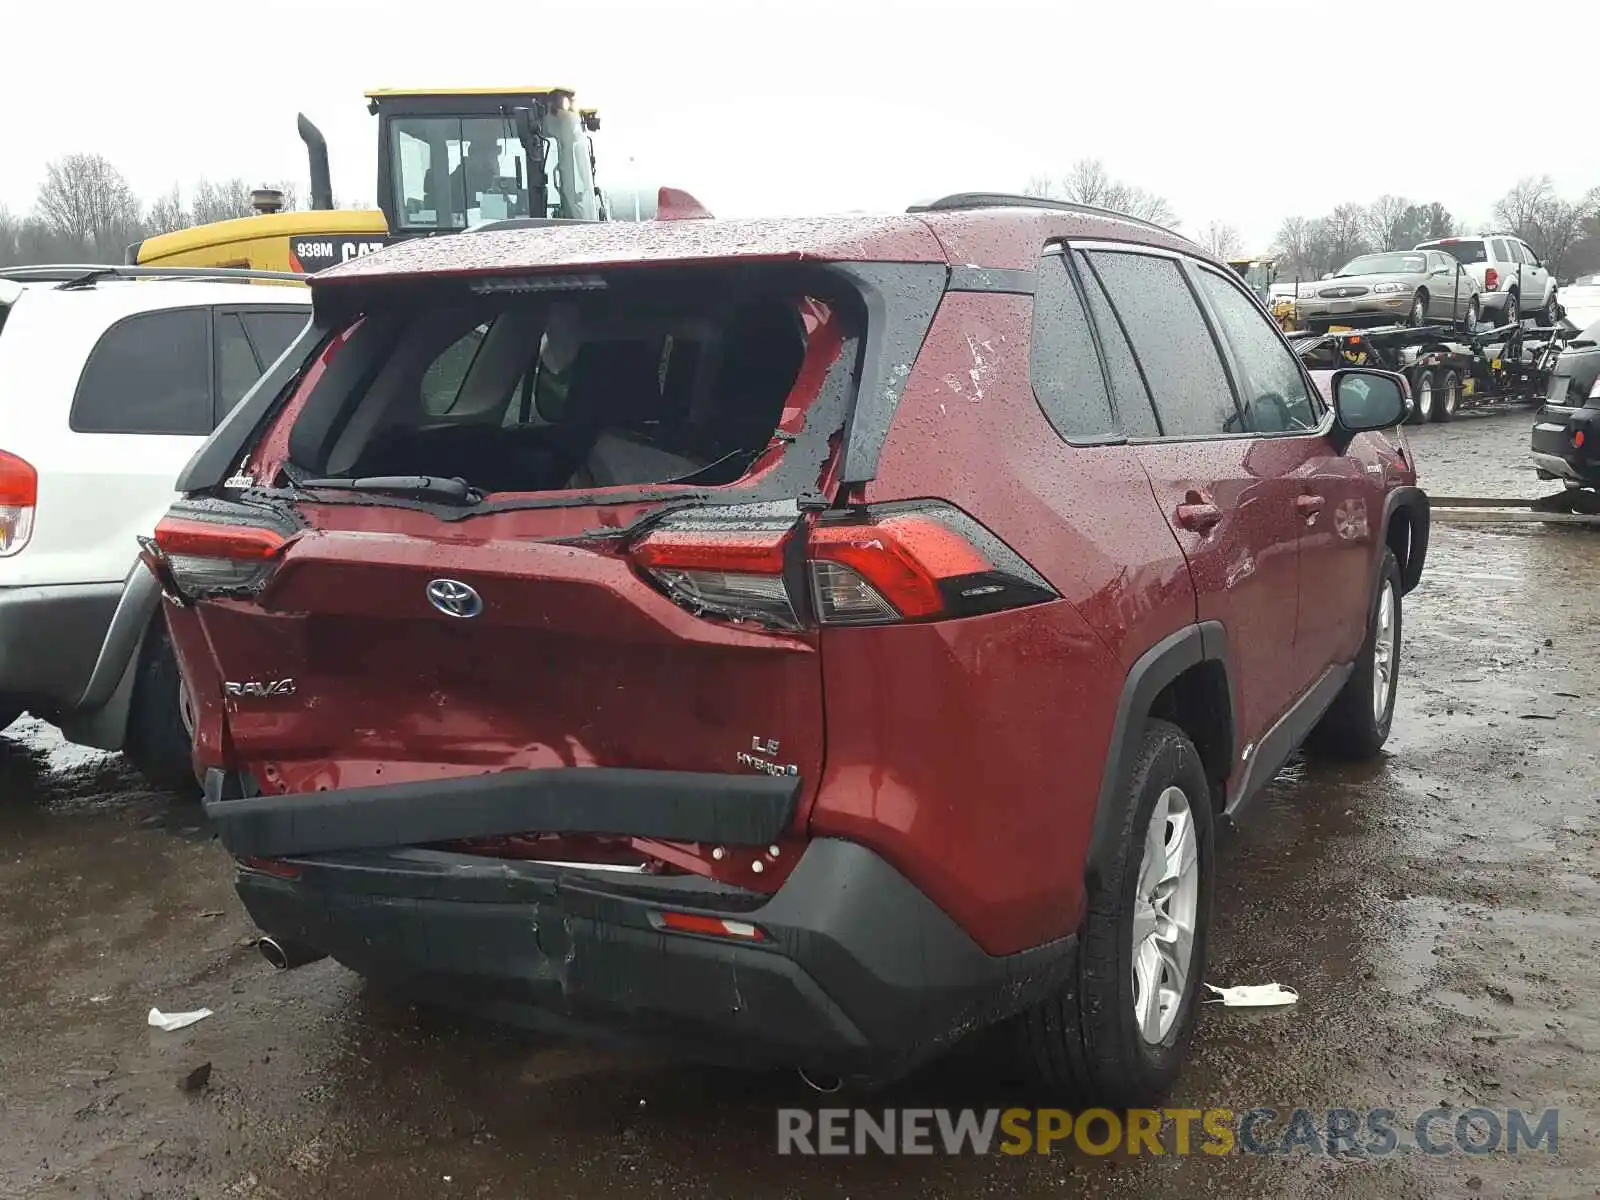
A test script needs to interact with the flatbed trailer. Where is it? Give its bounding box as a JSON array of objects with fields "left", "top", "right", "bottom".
[{"left": 1289, "top": 320, "right": 1574, "bottom": 423}]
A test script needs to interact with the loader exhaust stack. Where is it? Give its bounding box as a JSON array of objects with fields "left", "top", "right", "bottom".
[{"left": 297, "top": 114, "right": 335, "bottom": 211}]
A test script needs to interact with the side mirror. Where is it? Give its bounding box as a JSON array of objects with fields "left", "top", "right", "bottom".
[{"left": 1330, "top": 369, "right": 1408, "bottom": 450}]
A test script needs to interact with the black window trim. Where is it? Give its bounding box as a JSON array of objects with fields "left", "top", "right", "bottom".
[
  {"left": 1067, "top": 239, "right": 1335, "bottom": 444},
  {"left": 1031, "top": 245, "right": 1127, "bottom": 447},
  {"left": 69, "top": 304, "right": 217, "bottom": 437}
]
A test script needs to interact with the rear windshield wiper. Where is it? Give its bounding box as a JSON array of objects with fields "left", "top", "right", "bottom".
[{"left": 299, "top": 475, "right": 482, "bottom": 505}]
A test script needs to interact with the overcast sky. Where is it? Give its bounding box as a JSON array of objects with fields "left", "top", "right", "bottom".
[{"left": 4, "top": 0, "right": 1596, "bottom": 250}]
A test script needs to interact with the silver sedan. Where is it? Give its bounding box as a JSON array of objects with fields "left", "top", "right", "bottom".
[{"left": 1294, "top": 250, "right": 1480, "bottom": 331}]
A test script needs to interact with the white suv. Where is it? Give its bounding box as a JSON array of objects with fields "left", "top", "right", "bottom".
[
  {"left": 0, "top": 266, "right": 310, "bottom": 787},
  {"left": 1414, "top": 234, "right": 1559, "bottom": 328}
]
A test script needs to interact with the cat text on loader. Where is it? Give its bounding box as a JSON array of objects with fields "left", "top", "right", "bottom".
[{"left": 128, "top": 87, "right": 639, "bottom": 275}]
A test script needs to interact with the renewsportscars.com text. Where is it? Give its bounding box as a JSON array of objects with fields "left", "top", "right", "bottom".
[{"left": 776, "top": 1106, "right": 1559, "bottom": 1157}]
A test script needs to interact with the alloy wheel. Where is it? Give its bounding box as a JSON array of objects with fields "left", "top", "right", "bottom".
[
  {"left": 1372, "top": 580, "right": 1398, "bottom": 723},
  {"left": 1132, "top": 785, "right": 1200, "bottom": 1044}
]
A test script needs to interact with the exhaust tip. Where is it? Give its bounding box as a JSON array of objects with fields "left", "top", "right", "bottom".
[{"left": 257, "top": 936, "right": 291, "bottom": 970}]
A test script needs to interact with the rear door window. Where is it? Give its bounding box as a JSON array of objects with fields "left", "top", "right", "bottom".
[
  {"left": 1072, "top": 251, "right": 1160, "bottom": 437},
  {"left": 1029, "top": 253, "right": 1116, "bottom": 441},
  {"left": 214, "top": 312, "right": 263, "bottom": 419},
  {"left": 241, "top": 309, "right": 309, "bottom": 367},
  {"left": 1491, "top": 238, "right": 1511, "bottom": 261},
  {"left": 71, "top": 308, "right": 212, "bottom": 435},
  {"left": 1084, "top": 250, "right": 1241, "bottom": 437}
]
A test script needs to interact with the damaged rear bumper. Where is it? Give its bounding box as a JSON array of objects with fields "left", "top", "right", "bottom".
[{"left": 228, "top": 826, "right": 1073, "bottom": 1077}]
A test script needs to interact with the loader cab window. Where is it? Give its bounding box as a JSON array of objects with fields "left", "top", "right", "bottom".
[
  {"left": 390, "top": 109, "right": 598, "bottom": 230},
  {"left": 391, "top": 117, "right": 532, "bottom": 231}
]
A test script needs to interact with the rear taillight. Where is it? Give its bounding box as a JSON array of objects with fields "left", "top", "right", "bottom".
[
  {"left": 147, "top": 515, "right": 289, "bottom": 598},
  {"left": 0, "top": 450, "right": 36, "bottom": 557},
  {"left": 630, "top": 501, "right": 1058, "bottom": 630},
  {"left": 1486, "top": 267, "right": 1499, "bottom": 291}
]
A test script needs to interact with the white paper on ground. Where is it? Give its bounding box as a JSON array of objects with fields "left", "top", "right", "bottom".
[
  {"left": 148, "top": 1007, "right": 213, "bottom": 1031},
  {"left": 1203, "top": 983, "right": 1298, "bottom": 1007}
]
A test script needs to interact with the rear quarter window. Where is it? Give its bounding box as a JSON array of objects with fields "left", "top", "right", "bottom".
[
  {"left": 71, "top": 308, "right": 212, "bottom": 435},
  {"left": 1029, "top": 254, "right": 1116, "bottom": 441}
]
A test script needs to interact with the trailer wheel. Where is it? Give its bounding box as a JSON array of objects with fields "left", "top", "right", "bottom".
[
  {"left": 1407, "top": 368, "right": 1435, "bottom": 424},
  {"left": 1433, "top": 369, "right": 1460, "bottom": 422}
]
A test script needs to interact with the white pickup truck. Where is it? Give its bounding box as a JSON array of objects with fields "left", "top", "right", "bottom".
[{"left": 0, "top": 266, "right": 309, "bottom": 787}]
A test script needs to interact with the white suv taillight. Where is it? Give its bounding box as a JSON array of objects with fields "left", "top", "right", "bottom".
[{"left": 0, "top": 449, "right": 36, "bottom": 557}]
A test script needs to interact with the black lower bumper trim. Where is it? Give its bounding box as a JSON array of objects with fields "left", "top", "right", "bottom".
[
  {"left": 235, "top": 838, "right": 1076, "bottom": 1077},
  {"left": 204, "top": 766, "right": 802, "bottom": 857}
]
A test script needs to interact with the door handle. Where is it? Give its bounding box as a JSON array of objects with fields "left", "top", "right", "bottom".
[{"left": 1176, "top": 501, "right": 1222, "bottom": 533}]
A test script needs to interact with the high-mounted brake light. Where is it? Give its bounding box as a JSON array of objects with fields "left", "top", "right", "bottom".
[
  {"left": 0, "top": 449, "right": 36, "bottom": 557},
  {"left": 149, "top": 515, "right": 291, "bottom": 598},
  {"left": 628, "top": 501, "right": 1057, "bottom": 630}
]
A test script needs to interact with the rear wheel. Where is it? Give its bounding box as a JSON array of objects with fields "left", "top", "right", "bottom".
[
  {"left": 1307, "top": 550, "right": 1402, "bottom": 760},
  {"left": 1503, "top": 291, "right": 1520, "bottom": 327},
  {"left": 124, "top": 625, "right": 200, "bottom": 795},
  {"left": 1407, "top": 368, "right": 1436, "bottom": 424},
  {"left": 1433, "top": 368, "right": 1460, "bottom": 422},
  {"left": 1409, "top": 292, "right": 1428, "bottom": 327},
  {"left": 1464, "top": 295, "right": 1481, "bottom": 329},
  {"left": 1542, "top": 292, "right": 1559, "bottom": 326},
  {"left": 1016, "top": 719, "right": 1214, "bottom": 1106}
]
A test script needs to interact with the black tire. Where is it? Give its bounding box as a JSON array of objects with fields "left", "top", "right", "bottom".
[
  {"left": 1433, "top": 368, "right": 1460, "bottom": 423},
  {"left": 1464, "top": 295, "right": 1480, "bottom": 329},
  {"left": 1409, "top": 291, "right": 1428, "bottom": 327},
  {"left": 1307, "top": 550, "right": 1402, "bottom": 760},
  {"left": 1016, "top": 719, "right": 1215, "bottom": 1106},
  {"left": 1502, "top": 291, "right": 1520, "bottom": 327},
  {"left": 1542, "top": 292, "right": 1559, "bottom": 326},
  {"left": 1406, "top": 368, "right": 1435, "bottom": 424},
  {"left": 123, "top": 625, "right": 200, "bottom": 794}
]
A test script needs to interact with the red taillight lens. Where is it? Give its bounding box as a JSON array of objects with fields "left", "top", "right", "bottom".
[
  {"left": 149, "top": 515, "right": 290, "bottom": 597},
  {"left": 629, "top": 502, "right": 1057, "bottom": 629},
  {"left": 236, "top": 855, "right": 302, "bottom": 880},
  {"left": 0, "top": 449, "right": 37, "bottom": 557},
  {"left": 1486, "top": 267, "right": 1499, "bottom": 291},
  {"left": 1576, "top": 430, "right": 1586, "bottom": 449}
]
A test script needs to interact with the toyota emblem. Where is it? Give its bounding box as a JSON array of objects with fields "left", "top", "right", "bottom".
[{"left": 425, "top": 578, "right": 483, "bottom": 619}]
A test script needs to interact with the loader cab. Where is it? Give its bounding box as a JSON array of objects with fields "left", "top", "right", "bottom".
[{"left": 371, "top": 88, "right": 603, "bottom": 235}]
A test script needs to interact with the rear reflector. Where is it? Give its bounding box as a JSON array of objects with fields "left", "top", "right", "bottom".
[
  {"left": 149, "top": 515, "right": 291, "bottom": 597},
  {"left": 236, "top": 855, "right": 302, "bottom": 880},
  {"left": 652, "top": 911, "right": 766, "bottom": 941},
  {"left": 0, "top": 449, "right": 36, "bottom": 557},
  {"left": 629, "top": 500, "right": 1057, "bottom": 630}
]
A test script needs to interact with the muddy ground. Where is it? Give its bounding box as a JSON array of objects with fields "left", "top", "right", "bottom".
[{"left": 1, "top": 408, "right": 1596, "bottom": 1199}]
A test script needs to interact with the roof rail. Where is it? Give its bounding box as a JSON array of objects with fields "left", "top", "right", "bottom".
[
  {"left": 0, "top": 264, "right": 308, "bottom": 287},
  {"left": 907, "top": 192, "right": 1187, "bottom": 240}
]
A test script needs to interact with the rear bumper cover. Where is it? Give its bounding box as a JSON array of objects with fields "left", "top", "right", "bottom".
[
  {"left": 234, "top": 836, "right": 1075, "bottom": 1077},
  {"left": 1531, "top": 407, "right": 1600, "bottom": 485},
  {"left": 0, "top": 582, "right": 121, "bottom": 711}
]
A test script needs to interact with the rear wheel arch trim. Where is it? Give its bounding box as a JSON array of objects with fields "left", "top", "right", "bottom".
[
  {"left": 1084, "top": 621, "right": 1233, "bottom": 891},
  {"left": 1381, "top": 485, "right": 1429, "bottom": 595}
]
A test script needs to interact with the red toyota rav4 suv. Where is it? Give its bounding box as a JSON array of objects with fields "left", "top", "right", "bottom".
[{"left": 145, "top": 195, "right": 1428, "bottom": 1102}]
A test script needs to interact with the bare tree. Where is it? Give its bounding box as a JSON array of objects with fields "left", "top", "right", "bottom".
[
  {"left": 1535, "top": 198, "right": 1588, "bottom": 278},
  {"left": 1022, "top": 173, "right": 1056, "bottom": 199},
  {"left": 1273, "top": 215, "right": 1313, "bottom": 279},
  {"left": 1364, "top": 195, "right": 1412, "bottom": 251},
  {"left": 33, "top": 153, "right": 143, "bottom": 255},
  {"left": 0, "top": 205, "right": 19, "bottom": 267},
  {"left": 191, "top": 178, "right": 257, "bottom": 225},
  {"left": 1493, "top": 176, "right": 1555, "bottom": 241},
  {"left": 146, "top": 185, "right": 190, "bottom": 236},
  {"left": 1027, "top": 158, "right": 1180, "bottom": 227},
  {"left": 1201, "top": 221, "right": 1242, "bottom": 259},
  {"left": 1324, "top": 203, "right": 1370, "bottom": 267}
]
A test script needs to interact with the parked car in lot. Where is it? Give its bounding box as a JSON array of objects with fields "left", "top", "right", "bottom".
[
  {"left": 0, "top": 266, "right": 308, "bottom": 786},
  {"left": 146, "top": 196, "right": 1429, "bottom": 1101},
  {"left": 1294, "top": 250, "right": 1479, "bottom": 333},
  {"left": 1531, "top": 313, "right": 1600, "bottom": 490},
  {"left": 1415, "top": 234, "right": 1558, "bottom": 328}
]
